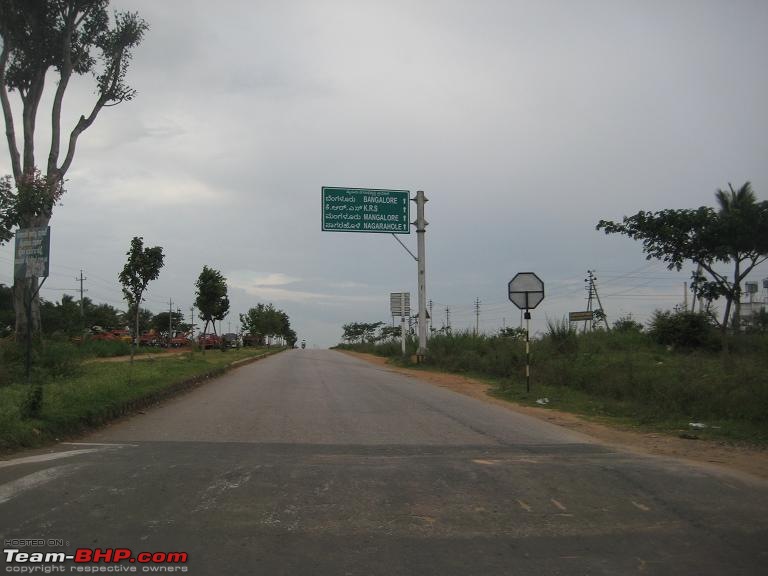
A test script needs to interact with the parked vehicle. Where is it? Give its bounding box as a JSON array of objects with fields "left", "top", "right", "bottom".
[
  {"left": 242, "top": 334, "right": 264, "bottom": 347},
  {"left": 110, "top": 329, "right": 132, "bottom": 343},
  {"left": 139, "top": 331, "right": 160, "bottom": 347},
  {"left": 222, "top": 333, "right": 240, "bottom": 348},
  {"left": 168, "top": 332, "right": 192, "bottom": 348},
  {"left": 198, "top": 334, "right": 221, "bottom": 349}
]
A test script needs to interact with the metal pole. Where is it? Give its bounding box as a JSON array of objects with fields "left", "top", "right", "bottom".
[
  {"left": 25, "top": 283, "right": 32, "bottom": 382},
  {"left": 525, "top": 310, "right": 531, "bottom": 393},
  {"left": 400, "top": 292, "right": 406, "bottom": 357},
  {"left": 414, "top": 190, "right": 428, "bottom": 359}
]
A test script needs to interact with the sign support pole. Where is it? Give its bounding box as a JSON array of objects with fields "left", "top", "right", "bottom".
[
  {"left": 414, "top": 191, "right": 428, "bottom": 361},
  {"left": 525, "top": 310, "right": 531, "bottom": 393},
  {"left": 400, "top": 291, "right": 406, "bottom": 357}
]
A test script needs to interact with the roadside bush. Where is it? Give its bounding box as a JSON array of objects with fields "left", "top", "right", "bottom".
[
  {"left": 78, "top": 339, "right": 132, "bottom": 358},
  {"left": 37, "top": 341, "right": 82, "bottom": 379},
  {"left": 648, "top": 310, "right": 719, "bottom": 351},
  {"left": 544, "top": 317, "right": 578, "bottom": 353},
  {"left": 613, "top": 315, "right": 644, "bottom": 333}
]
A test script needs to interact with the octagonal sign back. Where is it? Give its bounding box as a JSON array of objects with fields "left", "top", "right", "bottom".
[{"left": 508, "top": 272, "right": 545, "bottom": 310}]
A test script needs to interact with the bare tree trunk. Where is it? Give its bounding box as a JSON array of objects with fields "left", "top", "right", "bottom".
[{"left": 201, "top": 320, "right": 209, "bottom": 355}]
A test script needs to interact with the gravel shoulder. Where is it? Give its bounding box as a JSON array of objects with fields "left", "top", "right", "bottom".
[{"left": 342, "top": 350, "right": 768, "bottom": 481}]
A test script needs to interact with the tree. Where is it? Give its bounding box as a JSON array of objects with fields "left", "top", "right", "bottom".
[
  {"left": 341, "top": 321, "right": 383, "bottom": 344},
  {"left": 240, "top": 303, "right": 296, "bottom": 347},
  {"left": 118, "top": 237, "right": 164, "bottom": 363},
  {"left": 0, "top": 1, "right": 148, "bottom": 336},
  {"left": 194, "top": 266, "right": 229, "bottom": 350},
  {"left": 597, "top": 182, "right": 768, "bottom": 332},
  {"left": 0, "top": 175, "right": 15, "bottom": 244},
  {"left": 152, "top": 310, "right": 187, "bottom": 336},
  {"left": 0, "top": 282, "right": 13, "bottom": 336}
]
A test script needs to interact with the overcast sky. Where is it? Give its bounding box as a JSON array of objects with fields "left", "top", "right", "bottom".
[{"left": 2, "top": 0, "right": 767, "bottom": 346}]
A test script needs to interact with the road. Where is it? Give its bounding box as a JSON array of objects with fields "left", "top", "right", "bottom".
[{"left": 1, "top": 349, "right": 767, "bottom": 575}]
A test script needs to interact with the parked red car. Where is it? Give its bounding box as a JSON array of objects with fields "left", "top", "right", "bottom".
[{"left": 169, "top": 332, "right": 192, "bottom": 348}]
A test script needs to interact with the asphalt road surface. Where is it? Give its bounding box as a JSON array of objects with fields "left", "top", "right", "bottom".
[{"left": 1, "top": 349, "right": 767, "bottom": 575}]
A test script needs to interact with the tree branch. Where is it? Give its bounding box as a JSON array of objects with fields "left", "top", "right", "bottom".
[
  {"left": 21, "top": 69, "right": 46, "bottom": 174},
  {"left": 47, "top": 9, "right": 77, "bottom": 177},
  {"left": 697, "top": 261, "right": 730, "bottom": 288},
  {"left": 0, "top": 41, "right": 21, "bottom": 181},
  {"left": 58, "top": 92, "right": 108, "bottom": 177}
]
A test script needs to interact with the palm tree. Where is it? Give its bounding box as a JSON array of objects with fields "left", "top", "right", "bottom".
[{"left": 714, "top": 182, "right": 759, "bottom": 331}]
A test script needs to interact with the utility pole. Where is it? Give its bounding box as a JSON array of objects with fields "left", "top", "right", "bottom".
[
  {"left": 585, "top": 270, "right": 610, "bottom": 331},
  {"left": 168, "top": 298, "right": 173, "bottom": 341},
  {"left": 428, "top": 299, "right": 433, "bottom": 334},
  {"left": 445, "top": 306, "right": 451, "bottom": 333},
  {"left": 190, "top": 307, "right": 195, "bottom": 339},
  {"left": 413, "top": 190, "right": 428, "bottom": 360},
  {"left": 75, "top": 270, "right": 87, "bottom": 317},
  {"left": 474, "top": 297, "right": 481, "bottom": 335}
]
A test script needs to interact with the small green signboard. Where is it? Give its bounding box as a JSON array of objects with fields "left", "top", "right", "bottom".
[
  {"left": 14, "top": 226, "right": 51, "bottom": 280},
  {"left": 322, "top": 187, "right": 410, "bottom": 234}
]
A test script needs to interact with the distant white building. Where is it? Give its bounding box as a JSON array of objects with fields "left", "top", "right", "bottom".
[{"left": 738, "top": 280, "right": 766, "bottom": 329}]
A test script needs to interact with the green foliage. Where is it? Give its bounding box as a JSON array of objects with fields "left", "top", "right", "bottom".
[
  {"left": 118, "top": 236, "right": 164, "bottom": 340},
  {"left": 194, "top": 266, "right": 230, "bottom": 335},
  {"left": 341, "top": 325, "right": 768, "bottom": 439},
  {"left": 612, "top": 315, "right": 644, "bottom": 333},
  {"left": 747, "top": 309, "right": 768, "bottom": 334},
  {"left": 499, "top": 326, "right": 527, "bottom": 340},
  {"left": 0, "top": 176, "right": 15, "bottom": 244},
  {"left": 0, "top": 283, "right": 13, "bottom": 336},
  {"left": 239, "top": 303, "right": 295, "bottom": 345},
  {"left": 545, "top": 317, "right": 578, "bottom": 353},
  {"left": 0, "top": 347, "right": 272, "bottom": 452},
  {"left": 152, "top": 310, "right": 186, "bottom": 334},
  {"left": 341, "top": 321, "right": 384, "bottom": 344},
  {"left": 379, "top": 325, "right": 401, "bottom": 341},
  {"left": 648, "top": 310, "right": 719, "bottom": 350},
  {"left": 597, "top": 182, "right": 768, "bottom": 330}
]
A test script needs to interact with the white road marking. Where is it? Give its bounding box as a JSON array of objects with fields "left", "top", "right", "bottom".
[
  {"left": 0, "top": 449, "right": 101, "bottom": 469},
  {"left": 61, "top": 442, "right": 139, "bottom": 447},
  {"left": 550, "top": 498, "right": 567, "bottom": 511},
  {"left": 631, "top": 500, "right": 651, "bottom": 512},
  {"left": 0, "top": 465, "right": 74, "bottom": 504}
]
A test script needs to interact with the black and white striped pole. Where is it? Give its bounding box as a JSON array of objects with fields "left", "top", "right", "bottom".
[{"left": 508, "top": 273, "right": 545, "bottom": 394}]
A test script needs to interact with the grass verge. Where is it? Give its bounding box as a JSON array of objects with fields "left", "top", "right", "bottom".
[
  {"left": 339, "top": 330, "right": 768, "bottom": 447},
  {"left": 0, "top": 347, "right": 282, "bottom": 454}
]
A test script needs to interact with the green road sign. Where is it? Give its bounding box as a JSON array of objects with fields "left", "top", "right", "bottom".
[
  {"left": 322, "top": 187, "right": 410, "bottom": 234},
  {"left": 14, "top": 226, "right": 50, "bottom": 280}
]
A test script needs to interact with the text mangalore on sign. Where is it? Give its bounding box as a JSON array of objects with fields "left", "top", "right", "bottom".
[
  {"left": 322, "top": 187, "right": 410, "bottom": 234},
  {"left": 14, "top": 226, "right": 51, "bottom": 280}
]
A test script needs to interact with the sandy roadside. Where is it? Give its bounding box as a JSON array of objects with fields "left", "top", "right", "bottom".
[{"left": 342, "top": 350, "right": 768, "bottom": 481}]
